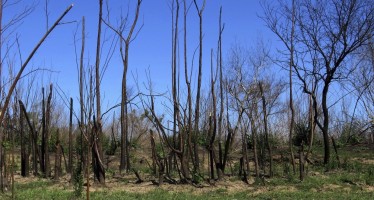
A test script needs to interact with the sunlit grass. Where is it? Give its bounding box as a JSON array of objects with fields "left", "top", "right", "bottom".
[{"left": 0, "top": 145, "right": 373, "bottom": 200}]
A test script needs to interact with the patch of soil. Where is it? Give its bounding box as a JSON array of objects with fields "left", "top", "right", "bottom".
[{"left": 362, "top": 185, "right": 374, "bottom": 192}]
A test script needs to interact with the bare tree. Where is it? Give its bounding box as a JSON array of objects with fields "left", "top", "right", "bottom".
[
  {"left": 54, "top": 129, "right": 62, "bottom": 180},
  {"left": 192, "top": 0, "right": 206, "bottom": 173},
  {"left": 288, "top": 0, "right": 296, "bottom": 173},
  {"left": 0, "top": 5, "right": 73, "bottom": 190},
  {"left": 19, "top": 100, "right": 29, "bottom": 177},
  {"left": 102, "top": 0, "right": 143, "bottom": 174},
  {"left": 183, "top": 0, "right": 193, "bottom": 179},
  {"left": 93, "top": 0, "right": 105, "bottom": 184},
  {"left": 263, "top": 0, "right": 373, "bottom": 165},
  {"left": 258, "top": 82, "right": 273, "bottom": 177},
  {"left": 68, "top": 97, "right": 73, "bottom": 173}
]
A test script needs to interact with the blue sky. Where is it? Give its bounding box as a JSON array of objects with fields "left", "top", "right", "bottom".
[{"left": 4, "top": 0, "right": 281, "bottom": 119}]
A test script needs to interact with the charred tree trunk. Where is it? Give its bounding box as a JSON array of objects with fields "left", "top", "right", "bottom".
[
  {"left": 19, "top": 101, "right": 39, "bottom": 176},
  {"left": 41, "top": 87, "right": 46, "bottom": 175},
  {"left": 54, "top": 130, "right": 62, "bottom": 180},
  {"left": 68, "top": 98, "right": 73, "bottom": 173},
  {"left": 92, "top": 116, "right": 105, "bottom": 183},
  {"left": 193, "top": 0, "right": 206, "bottom": 173},
  {"left": 209, "top": 148, "right": 214, "bottom": 180},
  {"left": 321, "top": 84, "right": 331, "bottom": 165},
  {"left": 94, "top": 0, "right": 105, "bottom": 184},
  {"left": 45, "top": 84, "right": 53, "bottom": 178},
  {"left": 19, "top": 101, "right": 29, "bottom": 177}
]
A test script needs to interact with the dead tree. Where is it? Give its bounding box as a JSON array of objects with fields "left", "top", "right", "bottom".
[
  {"left": 208, "top": 49, "right": 222, "bottom": 180},
  {"left": 19, "top": 101, "right": 29, "bottom": 177},
  {"left": 68, "top": 97, "right": 73, "bottom": 173},
  {"left": 258, "top": 82, "right": 273, "bottom": 177},
  {"left": 192, "top": 0, "right": 206, "bottom": 172},
  {"left": 263, "top": 0, "right": 374, "bottom": 165},
  {"left": 41, "top": 84, "right": 52, "bottom": 178},
  {"left": 288, "top": 0, "right": 296, "bottom": 173},
  {"left": 101, "top": 0, "right": 143, "bottom": 173},
  {"left": 118, "top": 0, "right": 142, "bottom": 173},
  {"left": 183, "top": 0, "right": 193, "bottom": 179},
  {"left": 0, "top": 5, "right": 73, "bottom": 190},
  {"left": 92, "top": 116, "right": 105, "bottom": 184},
  {"left": 171, "top": 0, "right": 180, "bottom": 178},
  {"left": 19, "top": 100, "right": 40, "bottom": 176},
  {"left": 41, "top": 87, "right": 46, "bottom": 175},
  {"left": 54, "top": 129, "right": 62, "bottom": 180},
  {"left": 93, "top": 0, "right": 105, "bottom": 184},
  {"left": 249, "top": 107, "right": 260, "bottom": 178}
]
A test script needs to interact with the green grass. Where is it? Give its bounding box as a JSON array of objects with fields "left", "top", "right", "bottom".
[
  {"left": 0, "top": 175, "right": 373, "bottom": 200},
  {"left": 0, "top": 144, "right": 373, "bottom": 199}
]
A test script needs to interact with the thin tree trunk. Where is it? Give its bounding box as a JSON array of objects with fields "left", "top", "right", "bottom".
[
  {"left": 79, "top": 16, "right": 86, "bottom": 171},
  {"left": 45, "top": 84, "right": 53, "bottom": 178},
  {"left": 94, "top": 0, "right": 105, "bottom": 184},
  {"left": 19, "top": 101, "right": 28, "bottom": 177},
  {"left": 193, "top": 0, "right": 206, "bottom": 173},
  {"left": 55, "top": 130, "right": 61, "bottom": 180},
  {"left": 306, "top": 92, "right": 315, "bottom": 160},
  {"left": 322, "top": 84, "right": 331, "bottom": 165},
  {"left": 218, "top": 6, "right": 224, "bottom": 144},
  {"left": 259, "top": 82, "right": 273, "bottom": 177},
  {"left": 209, "top": 49, "right": 221, "bottom": 180},
  {"left": 183, "top": 0, "right": 193, "bottom": 180},
  {"left": 11, "top": 117, "right": 15, "bottom": 199},
  {"left": 119, "top": 0, "right": 142, "bottom": 173},
  {"left": 171, "top": 0, "right": 179, "bottom": 179},
  {"left": 242, "top": 122, "right": 249, "bottom": 182},
  {"left": 249, "top": 105, "right": 260, "bottom": 178},
  {"left": 68, "top": 98, "right": 73, "bottom": 173},
  {"left": 41, "top": 87, "right": 46, "bottom": 175},
  {"left": 19, "top": 101, "right": 40, "bottom": 175},
  {"left": 289, "top": 0, "right": 296, "bottom": 174}
]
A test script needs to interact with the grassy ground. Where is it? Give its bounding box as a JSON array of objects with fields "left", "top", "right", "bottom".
[{"left": 0, "top": 144, "right": 373, "bottom": 199}]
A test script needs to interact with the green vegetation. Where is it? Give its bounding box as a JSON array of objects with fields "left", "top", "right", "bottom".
[
  {"left": 0, "top": 145, "right": 372, "bottom": 200},
  {"left": 1, "top": 176, "right": 373, "bottom": 200}
]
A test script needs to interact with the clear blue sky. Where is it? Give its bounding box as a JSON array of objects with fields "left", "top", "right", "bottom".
[{"left": 4, "top": 0, "right": 281, "bottom": 120}]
